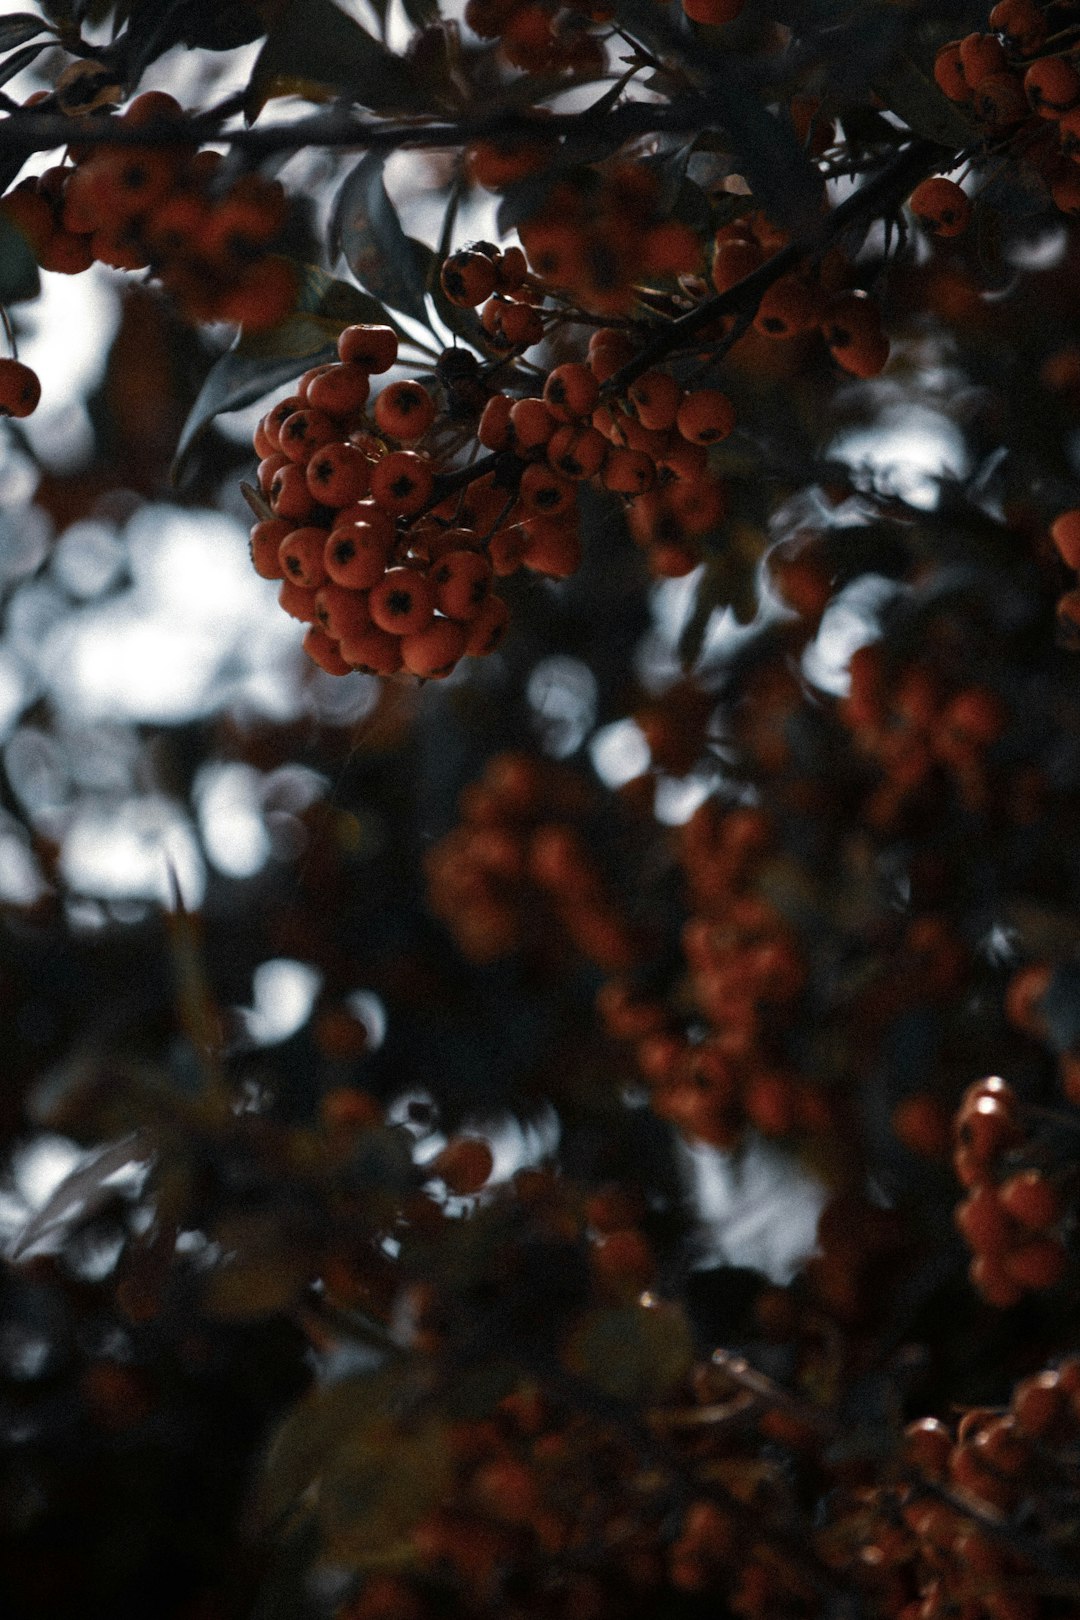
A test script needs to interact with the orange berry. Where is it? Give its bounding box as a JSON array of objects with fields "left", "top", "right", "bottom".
[
  {"left": 909, "top": 177, "right": 972, "bottom": 237},
  {"left": 711, "top": 236, "right": 764, "bottom": 293},
  {"left": 959, "top": 33, "right": 1007, "bottom": 87},
  {"left": 305, "top": 441, "right": 371, "bottom": 507},
  {"left": 302, "top": 625, "right": 352, "bottom": 675},
  {"left": 249, "top": 517, "right": 291, "bottom": 580},
  {"left": 306, "top": 362, "right": 371, "bottom": 418},
  {"left": 627, "top": 369, "right": 682, "bottom": 432},
  {"left": 277, "top": 408, "right": 338, "bottom": 464},
  {"left": 325, "top": 522, "right": 391, "bottom": 590},
  {"left": 519, "top": 462, "right": 576, "bottom": 516},
  {"left": 934, "top": 42, "right": 969, "bottom": 103},
  {"left": 510, "top": 396, "right": 557, "bottom": 454},
  {"left": 1004, "top": 1238, "right": 1067, "bottom": 1290},
  {"left": 543, "top": 362, "right": 600, "bottom": 423},
  {"left": 464, "top": 592, "right": 511, "bottom": 656},
  {"left": 432, "top": 549, "right": 492, "bottom": 621},
  {"left": 337, "top": 323, "right": 397, "bottom": 371},
  {"left": 368, "top": 566, "right": 436, "bottom": 636},
  {"left": 369, "top": 450, "right": 435, "bottom": 515},
  {"left": 431, "top": 1136, "right": 494, "bottom": 1194},
  {"left": 682, "top": 0, "right": 745, "bottom": 24},
  {"left": 521, "top": 519, "right": 582, "bottom": 578},
  {"left": 401, "top": 616, "right": 468, "bottom": 678},
  {"left": 278, "top": 578, "right": 319, "bottom": 622},
  {"left": 374, "top": 380, "right": 436, "bottom": 441},
  {"left": 547, "top": 424, "right": 607, "bottom": 479},
  {"left": 440, "top": 248, "right": 498, "bottom": 307},
  {"left": 314, "top": 582, "right": 372, "bottom": 642},
  {"left": 1025, "top": 56, "right": 1080, "bottom": 118},
  {"left": 339, "top": 621, "right": 403, "bottom": 675},
  {"left": 998, "top": 1169, "right": 1061, "bottom": 1229},
  {"left": 279, "top": 526, "right": 330, "bottom": 590},
  {"left": 676, "top": 388, "right": 736, "bottom": 444},
  {"left": 0, "top": 359, "right": 40, "bottom": 418},
  {"left": 1012, "top": 1370, "right": 1066, "bottom": 1434},
  {"left": 1050, "top": 508, "right": 1080, "bottom": 569}
]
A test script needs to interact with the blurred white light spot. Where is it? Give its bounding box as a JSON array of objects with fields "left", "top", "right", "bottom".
[
  {"left": 245, "top": 959, "right": 322, "bottom": 1046},
  {"left": 654, "top": 774, "right": 711, "bottom": 826},
  {"left": 831, "top": 407, "right": 967, "bottom": 510},
  {"left": 0, "top": 650, "right": 28, "bottom": 741},
  {"left": 41, "top": 505, "right": 299, "bottom": 724},
  {"left": 344, "top": 990, "right": 387, "bottom": 1052},
  {"left": 0, "top": 832, "right": 47, "bottom": 905},
  {"left": 4, "top": 727, "right": 69, "bottom": 815},
  {"left": 18, "top": 268, "right": 121, "bottom": 470},
  {"left": 11, "top": 1136, "right": 82, "bottom": 1212},
  {"left": 801, "top": 575, "right": 898, "bottom": 696},
  {"left": 681, "top": 1134, "right": 826, "bottom": 1284},
  {"left": 52, "top": 520, "right": 126, "bottom": 600},
  {"left": 589, "top": 718, "right": 651, "bottom": 788},
  {"left": 0, "top": 500, "right": 49, "bottom": 583},
  {"left": 527, "top": 656, "right": 597, "bottom": 757},
  {"left": 60, "top": 797, "right": 205, "bottom": 907},
  {"left": 195, "top": 762, "right": 271, "bottom": 879}
]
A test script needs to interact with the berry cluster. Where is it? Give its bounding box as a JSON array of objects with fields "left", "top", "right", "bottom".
[
  {"left": 462, "top": 0, "right": 607, "bottom": 74},
  {"left": 251, "top": 322, "right": 516, "bottom": 679},
  {"left": 515, "top": 163, "right": 702, "bottom": 314},
  {"left": 1, "top": 91, "right": 295, "bottom": 329},
  {"left": 712, "top": 213, "right": 890, "bottom": 379},
  {"left": 599, "top": 802, "right": 826, "bottom": 1149},
  {"left": 425, "top": 751, "right": 638, "bottom": 967},
  {"left": 953, "top": 1076, "right": 1067, "bottom": 1307},
  {"left": 839, "top": 644, "right": 1006, "bottom": 830},
  {"left": 1049, "top": 506, "right": 1080, "bottom": 640},
  {"left": 935, "top": 7, "right": 1080, "bottom": 218}
]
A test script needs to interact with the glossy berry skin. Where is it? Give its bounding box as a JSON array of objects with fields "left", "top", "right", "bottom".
[{"left": 0, "top": 359, "right": 40, "bottom": 417}]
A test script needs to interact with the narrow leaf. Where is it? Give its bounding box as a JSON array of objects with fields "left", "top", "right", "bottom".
[
  {"left": 330, "top": 152, "right": 434, "bottom": 325},
  {"left": 0, "top": 39, "right": 49, "bottom": 88},
  {"left": 245, "top": 0, "right": 428, "bottom": 119},
  {"left": 0, "top": 14, "right": 53, "bottom": 50},
  {"left": 173, "top": 269, "right": 399, "bottom": 475},
  {"left": 0, "top": 211, "right": 40, "bottom": 304},
  {"left": 10, "top": 1131, "right": 155, "bottom": 1261}
]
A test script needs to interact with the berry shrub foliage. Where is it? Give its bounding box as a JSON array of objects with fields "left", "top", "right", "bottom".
[{"left": 7, "top": 0, "right": 1080, "bottom": 1618}]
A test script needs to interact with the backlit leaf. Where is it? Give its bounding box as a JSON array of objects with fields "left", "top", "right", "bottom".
[
  {"left": 246, "top": 0, "right": 428, "bottom": 119},
  {"left": 330, "top": 153, "right": 433, "bottom": 325}
]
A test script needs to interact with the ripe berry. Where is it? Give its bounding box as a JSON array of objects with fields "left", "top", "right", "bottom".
[
  {"left": 306, "top": 362, "right": 371, "bottom": 417},
  {"left": 368, "top": 567, "right": 437, "bottom": 636},
  {"left": 279, "top": 526, "right": 330, "bottom": 589},
  {"left": 432, "top": 550, "right": 492, "bottom": 620},
  {"left": 0, "top": 359, "right": 40, "bottom": 418},
  {"left": 1025, "top": 56, "right": 1080, "bottom": 118},
  {"left": 547, "top": 424, "right": 607, "bottom": 479},
  {"left": 628, "top": 369, "right": 682, "bottom": 431},
  {"left": 1051, "top": 508, "right": 1080, "bottom": 569},
  {"left": 676, "top": 389, "right": 736, "bottom": 444},
  {"left": 337, "top": 323, "right": 398, "bottom": 371},
  {"left": 374, "top": 380, "right": 436, "bottom": 441},
  {"left": 305, "top": 441, "right": 371, "bottom": 506},
  {"left": 440, "top": 248, "right": 498, "bottom": 307},
  {"left": 324, "top": 522, "right": 391, "bottom": 589},
  {"left": 519, "top": 463, "right": 576, "bottom": 515},
  {"left": 249, "top": 517, "right": 291, "bottom": 580},
  {"left": 278, "top": 408, "right": 338, "bottom": 464},
  {"left": 998, "top": 1169, "right": 1061, "bottom": 1229},
  {"left": 543, "top": 362, "right": 599, "bottom": 422},
  {"left": 314, "top": 583, "right": 372, "bottom": 642},
  {"left": 302, "top": 625, "right": 352, "bottom": 676},
  {"left": 465, "top": 592, "right": 511, "bottom": 655},
  {"left": 909, "top": 177, "right": 972, "bottom": 238},
  {"left": 369, "top": 450, "right": 435, "bottom": 515},
  {"left": 270, "top": 463, "right": 317, "bottom": 522},
  {"left": 401, "top": 617, "right": 468, "bottom": 679},
  {"left": 339, "top": 621, "right": 403, "bottom": 675},
  {"left": 431, "top": 1136, "right": 494, "bottom": 1194}
]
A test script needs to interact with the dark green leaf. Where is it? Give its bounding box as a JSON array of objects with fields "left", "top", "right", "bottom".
[
  {"left": 330, "top": 153, "right": 433, "bottom": 325},
  {"left": 0, "top": 211, "right": 41, "bottom": 304},
  {"left": 0, "top": 38, "right": 49, "bottom": 88},
  {"left": 566, "top": 1301, "right": 694, "bottom": 1404},
  {"left": 10, "top": 1131, "right": 155, "bottom": 1261},
  {"left": 246, "top": 0, "right": 428, "bottom": 120},
  {"left": 0, "top": 13, "right": 52, "bottom": 50},
  {"left": 172, "top": 268, "right": 399, "bottom": 477},
  {"left": 401, "top": 0, "right": 439, "bottom": 26},
  {"left": 874, "top": 53, "right": 978, "bottom": 147}
]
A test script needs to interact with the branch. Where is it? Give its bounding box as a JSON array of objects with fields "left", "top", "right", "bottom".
[{"left": 602, "top": 136, "right": 946, "bottom": 395}]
